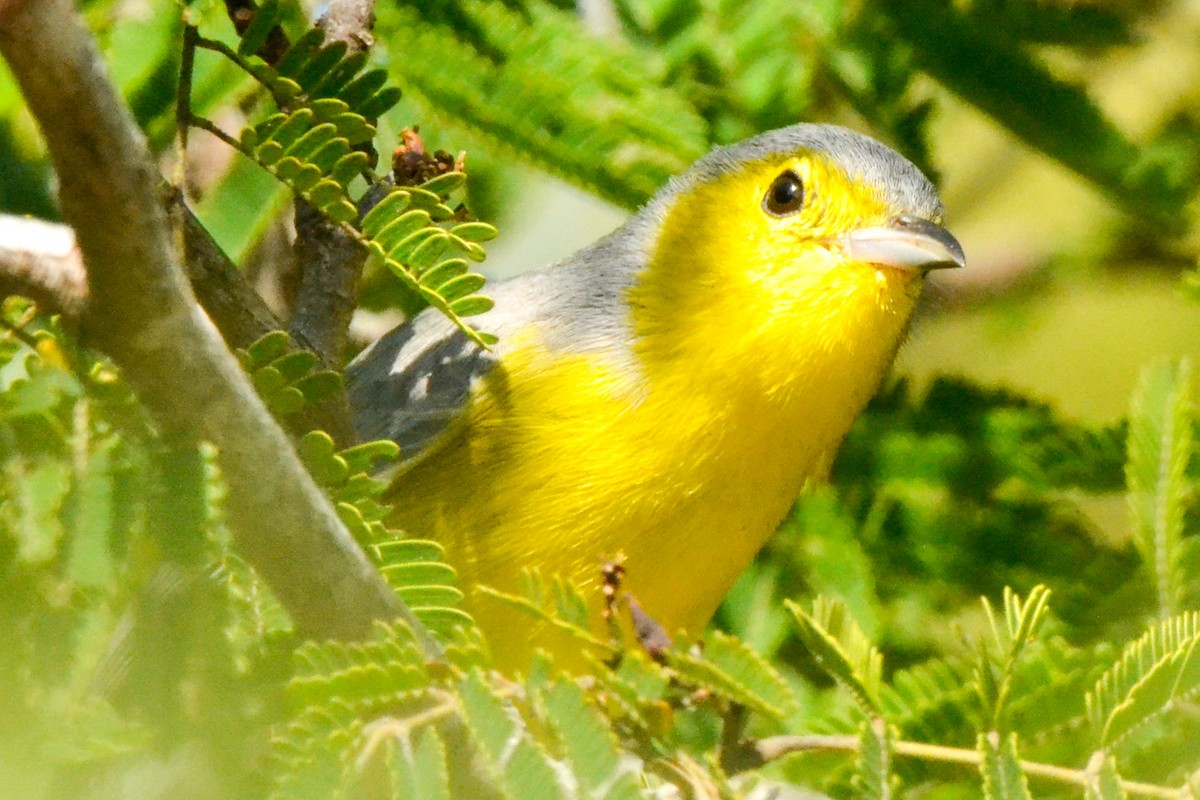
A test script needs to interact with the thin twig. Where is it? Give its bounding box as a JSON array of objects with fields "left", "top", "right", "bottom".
[
  {"left": 751, "top": 734, "right": 1180, "bottom": 799},
  {"left": 187, "top": 113, "right": 245, "bottom": 151},
  {"left": 194, "top": 36, "right": 292, "bottom": 109},
  {"left": 175, "top": 24, "right": 198, "bottom": 184},
  {"left": 0, "top": 306, "right": 43, "bottom": 351}
]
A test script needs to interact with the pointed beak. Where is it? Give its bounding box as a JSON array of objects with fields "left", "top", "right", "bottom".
[{"left": 834, "top": 214, "right": 965, "bottom": 272}]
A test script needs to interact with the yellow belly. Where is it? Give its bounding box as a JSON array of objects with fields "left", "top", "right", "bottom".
[{"left": 386, "top": 261, "right": 918, "bottom": 671}]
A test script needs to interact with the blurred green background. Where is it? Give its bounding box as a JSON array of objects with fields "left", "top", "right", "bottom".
[{"left": 3, "top": 2, "right": 1200, "bottom": 796}]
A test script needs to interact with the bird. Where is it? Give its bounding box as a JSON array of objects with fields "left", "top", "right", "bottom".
[{"left": 346, "top": 123, "right": 964, "bottom": 670}]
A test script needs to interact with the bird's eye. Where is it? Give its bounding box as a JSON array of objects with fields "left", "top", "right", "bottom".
[{"left": 763, "top": 170, "right": 805, "bottom": 217}]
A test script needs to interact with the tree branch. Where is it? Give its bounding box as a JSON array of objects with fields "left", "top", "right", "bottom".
[
  {"left": 0, "top": 206, "right": 285, "bottom": 357},
  {"left": 0, "top": 0, "right": 418, "bottom": 645},
  {"left": 0, "top": 214, "right": 86, "bottom": 318},
  {"left": 287, "top": 0, "right": 378, "bottom": 371},
  {"left": 745, "top": 734, "right": 1179, "bottom": 799}
]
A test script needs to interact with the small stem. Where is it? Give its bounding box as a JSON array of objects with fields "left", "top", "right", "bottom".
[
  {"left": 0, "top": 311, "right": 42, "bottom": 351},
  {"left": 752, "top": 735, "right": 1180, "bottom": 800},
  {"left": 194, "top": 36, "right": 291, "bottom": 108},
  {"left": 173, "top": 25, "right": 199, "bottom": 269},
  {"left": 187, "top": 114, "right": 244, "bottom": 152},
  {"left": 176, "top": 25, "right": 198, "bottom": 180}
]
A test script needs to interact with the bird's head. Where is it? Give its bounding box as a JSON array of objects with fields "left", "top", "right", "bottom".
[
  {"left": 628, "top": 125, "right": 964, "bottom": 383},
  {"left": 630, "top": 124, "right": 964, "bottom": 365}
]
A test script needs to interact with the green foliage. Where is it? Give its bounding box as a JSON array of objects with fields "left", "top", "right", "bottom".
[
  {"left": 974, "top": 586, "right": 1052, "bottom": 733},
  {"left": 237, "top": 330, "right": 343, "bottom": 416},
  {"left": 668, "top": 629, "right": 797, "bottom": 721},
  {"left": 359, "top": 185, "right": 498, "bottom": 345},
  {"left": 1126, "top": 358, "right": 1194, "bottom": 619},
  {"left": 377, "top": 0, "right": 709, "bottom": 208},
  {"left": 0, "top": 303, "right": 273, "bottom": 797},
  {"left": 978, "top": 731, "right": 1033, "bottom": 800},
  {"left": 1085, "top": 752, "right": 1128, "bottom": 800},
  {"left": 189, "top": 16, "right": 496, "bottom": 342},
  {"left": 5, "top": 2, "right": 1200, "bottom": 800},
  {"left": 853, "top": 719, "right": 896, "bottom": 800},
  {"left": 238, "top": 106, "right": 370, "bottom": 222},
  {"left": 789, "top": 596, "right": 883, "bottom": 717},
  {"left": 878, "top": 0, "right": 1197, "bottom": 232},
  {"left": 537, "top": 679, "right": 645, "bottom": 800},
  {"left": 234, "top": 326, "right": 477, "bottom": 644},
  {"left": 1087, "top": 611, "right": 1200, "bottom": 749}
]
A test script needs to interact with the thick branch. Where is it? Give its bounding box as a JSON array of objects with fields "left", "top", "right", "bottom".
[{"left": 0, "top": 0, "right": 411, "bottom": 643}]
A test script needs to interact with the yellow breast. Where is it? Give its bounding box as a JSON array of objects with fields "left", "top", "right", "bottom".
[
  {"left": 385, "top": 151, "right": 930, "bottom": 670},
  {"left": 387, "top": 271, "right": 920, "bottom": 670}
]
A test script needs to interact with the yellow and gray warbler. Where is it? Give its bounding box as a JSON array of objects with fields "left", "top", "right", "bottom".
[{"left": 348, "top": 123, "right": 965, "bottom": 668}]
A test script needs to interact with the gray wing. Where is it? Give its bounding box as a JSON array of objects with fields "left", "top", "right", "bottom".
[
  {"left": 345, "top": 207, "right": 656, "bottom": 464},
  {"left": 346, "top": 308, "right": 494, "bottom": 461},
  {"left": 345, "top": 264, "right": 598, "bottom": 465}
]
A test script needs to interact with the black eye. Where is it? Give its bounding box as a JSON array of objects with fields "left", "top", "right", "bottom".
[{"left": 763, "top": 170, "right": 805, "bottom": 217}]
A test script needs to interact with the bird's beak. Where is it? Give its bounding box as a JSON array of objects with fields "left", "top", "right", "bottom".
[{"left": 834, "top": 214, "right": 965, "bottom": 273}]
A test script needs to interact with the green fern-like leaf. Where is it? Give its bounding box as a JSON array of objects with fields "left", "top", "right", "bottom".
[
  {"left": 592, "top": 651, "right": 673, "bottom": 737},
  {"left": 787, "top": 596, "right": 883, "bottom": 716},
  {"left": 203, "top": 25, "right": 498, "bottom": 344},
  {"left": 271, "top": 702, "right": 376, "bottom": 800},
  {"left": 1126, "top": 357, "right": 1193, "bottom": 620},
  {"left": 238, "top": 108, "right": 363, "bottom": 222},
  {"left": 477, "top": 570, "right": 616, "bottom": 655},
  {"left": 288, "top": 622, "right": 434, "bottom": 712},
  {"left": 853, "top": 718, "right": 896, "bottom": 800},
  {"left": 1084, "top": 751, "right": 1128, "bottom": 800},
  {"left": 1005, "top": 636, "right": 1110, "bottom": 753},
  {"left": 1087, "top": 611, "right": 1200, "bottom": 748},
  {"left": 237, "top": 331, "right": 345, "bottom": 416},
  {"left": 387, "top": 727, "right": 452, "bottom": 800},
  {"left": 976, "top": 585, "right": 1052, "bottom": 732},
  {"left": 375, "top": 539, "right": 474, "bottom": 640},
  {"left": 239, "top": 26, "right": 400, "bottom": 122},
  {"left": 540, "top": 679, "right": 647, "bottom": 800},
  {"left": 978, "top": 731, "right": 1034, "bottom": 800},
  {"left": 881, "top": 655, "right": 978, "bottom": 745},
  {"left": 458, "top": 670, "right": 566, "bottom": 800},
  {"left": 358, "top": 184, "right": 497, "bottom": 346},
  {"left": 668, "top": 630, "right": 795, "bottom": 721},
  {"left": 235, "top": 0, "right": 281, "bottom": 58}
]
